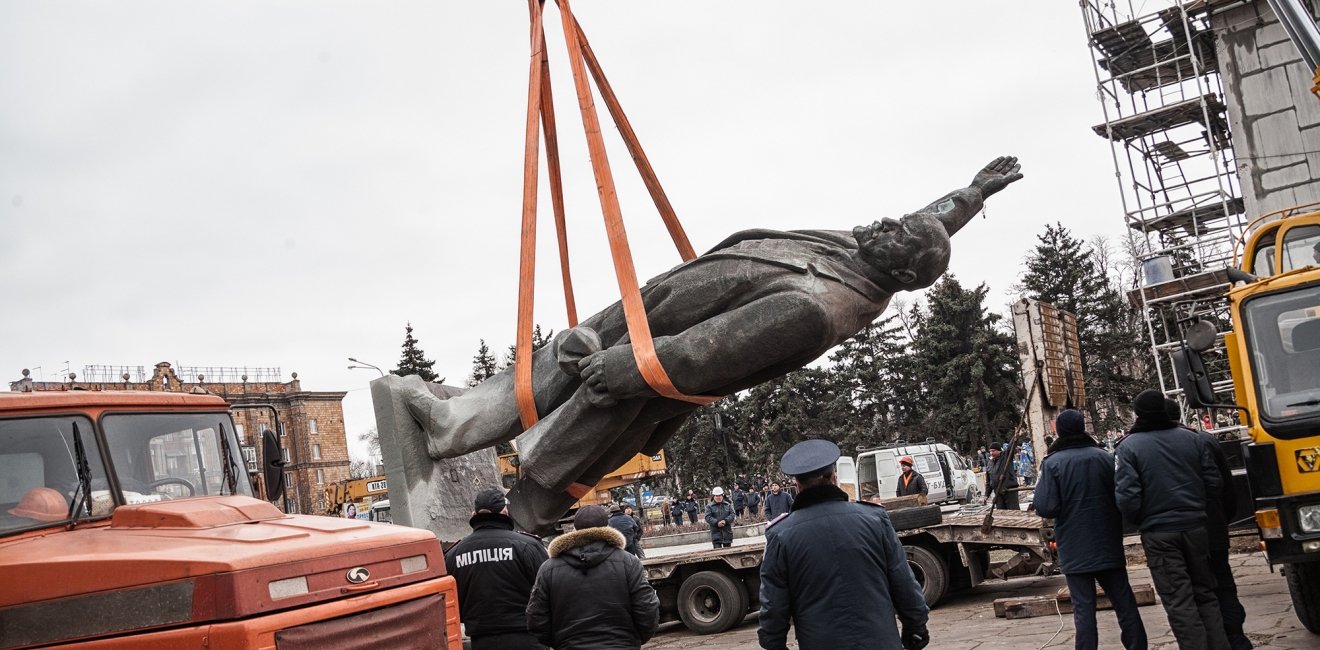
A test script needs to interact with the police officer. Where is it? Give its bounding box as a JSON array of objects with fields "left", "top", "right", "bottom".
[
  {"left": 443, "top": 487, "right": 549, "bottom": 649},
  {"left": 757, "top": 440, "right": 930, "bottom": 650}
]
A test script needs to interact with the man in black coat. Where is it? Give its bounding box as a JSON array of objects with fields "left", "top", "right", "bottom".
[
  {"left": 705, "top": 487, "right": 736, "bottom": 548},
  {"left": 1115, "top": 390, "right": 1229, "bottom": 650},
  {"left": 758, "top": 440, "right": 929, "bottom": 650},
  {"left": 1034, "top": 410, "right": 1146, "bottom": 650},
  {"left": 894, "top": 456, "right": 928, "bottom": 498},
  {"left": 681, "top": 490, "right": 699, "bottom": 525},
  {"left": 985, "top": 443, "right": 1019, "bottom": 510},
  {"left": 526, "top": 505, "right": 659, "bottom": 649},
  {"left": 764, "top": 481, "right": 794, "bottom": 520},
  {"left": 1167, "top": 399, "right": 1252, "bottom": 650},
  {"left": 443, "top": 487, "right": 549, "bottom": 650},
  {"left": 608, "top": 504, "right": 643, "bottom": 557}
]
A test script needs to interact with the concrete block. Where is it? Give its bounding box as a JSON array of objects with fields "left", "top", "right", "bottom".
[
  {"left": 1261, "top": 160, "right": 1310, "bottom": 192},
  {"left": 1240, "top": 67, "right": 1295, "bottom": 116},
  {"left": 371, "top": 375, "right": 502, "bottom": 544},
  {"left": 1259, "top": 40, "right": 1303, "bottom": 70},
  {"left": 1221, "top": 26, "right": 1261, "bottom": 77},
  {"left": 1247, "top": 109, "right": 1306, "bottom": 165},
  {"left": 1256, "top": 17, "right": 1292, "bottom": 48}
]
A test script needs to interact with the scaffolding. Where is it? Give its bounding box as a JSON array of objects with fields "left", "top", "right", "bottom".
[{"left": 1081, "top": 0, "right": 1250, "bottom": 435}]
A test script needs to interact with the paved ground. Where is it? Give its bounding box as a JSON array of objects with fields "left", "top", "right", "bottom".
[{"left": 643, "top": 551, "right": 1316, "bottom": 649}]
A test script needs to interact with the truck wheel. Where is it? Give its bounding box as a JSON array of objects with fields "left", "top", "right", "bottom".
[
  {"left": 904, "top": 544, "right": 948, "bottom": 607},
  {"left": 677, "top": 570, "right": 748, "bottom": 635},
  {"left": 889, "top": 504, "right": 942, "bottom": 531},
  {"left": 1286, "top": 561, "right": 1320, "bottom": 632}
]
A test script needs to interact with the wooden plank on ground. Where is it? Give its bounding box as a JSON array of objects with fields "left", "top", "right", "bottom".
[{"left": 994, "top": 583, "right": 1156, "bottom": 619}]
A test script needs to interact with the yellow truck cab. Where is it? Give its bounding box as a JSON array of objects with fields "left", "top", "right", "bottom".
[{"left": 1174, "top": 206, "right": 1320, "bottom": 631}]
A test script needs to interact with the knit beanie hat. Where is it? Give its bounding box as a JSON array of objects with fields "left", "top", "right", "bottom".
[
  {"left": 573, "top": 505, "right": 609, "bottom": 529},
  {"left": 1164, "top": 398, "right": 1182, "bottom": 424},
  {"left": 1055, "top": 409, "right": 1086, "bottom": 438},
  {"left": 1133, "top": 390, "right": 1168, "bottom": 419}
]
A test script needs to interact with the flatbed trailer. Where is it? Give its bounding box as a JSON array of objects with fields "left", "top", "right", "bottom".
[{"left": 639, "top": 508, "right": 1055, "bottom": 634}]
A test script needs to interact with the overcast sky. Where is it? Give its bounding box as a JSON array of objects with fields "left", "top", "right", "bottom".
[{"left": 0, "top": 1, "right": 1135, "bottom": 461}]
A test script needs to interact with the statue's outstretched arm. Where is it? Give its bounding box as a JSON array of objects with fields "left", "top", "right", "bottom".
[{"left": 920, "top": 156, "right": 1022, "bottom": 237}]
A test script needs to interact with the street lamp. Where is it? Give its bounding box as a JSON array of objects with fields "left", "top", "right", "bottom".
[{"left": 347, "top": 357, "right": 385, "bottom": 377}]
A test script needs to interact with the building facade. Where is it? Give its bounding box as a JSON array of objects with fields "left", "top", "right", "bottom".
[{"left": 9, "top": 361, "right": 350, "bottom": 515}]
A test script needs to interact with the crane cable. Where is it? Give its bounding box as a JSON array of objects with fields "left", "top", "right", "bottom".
[{"left": 515, "top": 0, "right": 719, "bottom": 432}]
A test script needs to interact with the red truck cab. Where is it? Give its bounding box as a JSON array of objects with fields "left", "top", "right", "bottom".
[{"left": 0, "top": 391, "right": 461, "bottom": 649}]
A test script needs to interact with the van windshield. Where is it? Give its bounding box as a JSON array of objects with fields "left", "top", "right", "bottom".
[{"left": 0, "top": 415, "right": 111, "bottom": 536}]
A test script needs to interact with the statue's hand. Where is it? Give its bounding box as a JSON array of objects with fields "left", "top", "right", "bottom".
[
  {"left": 970, "top": 155, "right": 1023, "bottom": 199},
  {"left": 578, "top": 352, "right": 619, "bottom": 408}
]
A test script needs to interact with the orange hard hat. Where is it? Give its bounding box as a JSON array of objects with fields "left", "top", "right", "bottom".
[
  {"left": 899, "top": 456, "right": 915, "bottom": 467},
  {"left": 8, "top": 487, "right": 68, "bottom": 522}
]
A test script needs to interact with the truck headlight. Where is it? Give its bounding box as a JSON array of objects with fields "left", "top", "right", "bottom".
[{"left": 1300, "top": 504, "right": 1320, "bottom": 534}]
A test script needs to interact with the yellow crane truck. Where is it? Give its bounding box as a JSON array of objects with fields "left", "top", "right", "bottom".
[{"left": 1172, "top": 207, "right": 1320, "bottom": 631}]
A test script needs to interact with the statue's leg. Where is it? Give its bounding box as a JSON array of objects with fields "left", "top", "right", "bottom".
[{"left": 404, "top": 330, "right": 584, "bottom": 459}]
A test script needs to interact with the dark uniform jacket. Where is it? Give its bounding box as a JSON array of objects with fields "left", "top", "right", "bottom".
[
  {"left": 895, "top": 470, "right": 928, "bottom": 497},
  {"left": 526, "top": 526, "right": 660, "bottom": 649},
  {"left": 764, "top": 491, "right": 794, "bottom": 520},
  {"left": 705, "top": 499, "right": 736, "bottom": 543},
  {"left": 1114, "top": 426, "right": 1221, "bottom": 532},
  {"left": 985, "top": 453, "right": 1018, "bottom": 494},
  {"left": 442, "top": 513, "right": 548, "bottom": 639},
  {"left": 1033, "top": 440, "right": 1126, "bottom": 574},
  {"left": 757, "top": 485, "right": 928, "bottom": 650},
  {"left": 608, "top": 512, "right": 642, "bottom": 556}
]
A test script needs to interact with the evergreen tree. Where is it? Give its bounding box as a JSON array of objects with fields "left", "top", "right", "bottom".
[
  {"left": 391, "top": 322, "right": 440, "bottom": 382},
  {"left": 468, "top": 339, "right": 498, "bottom": 387},
  {"left": 914, "top": 276, "right": 1023, "bottom": 452},
  {"left": 1015, "top": 224, "right": 1152, "bottom": 434},
  {"left": 500, "top": 324, "right": 554, "bottom": 369}
]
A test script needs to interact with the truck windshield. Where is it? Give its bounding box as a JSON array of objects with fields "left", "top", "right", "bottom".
[
  {"left": 101, "top": 413, "right": 252, "bottom": 503},
  {"left": 1242, "top": 285, "right": 1320, "bottom": 425},
  {"left": 0, "top": 415, "right": 111, "bottom": 536}
]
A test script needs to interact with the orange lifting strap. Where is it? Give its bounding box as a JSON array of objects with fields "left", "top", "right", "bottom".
[{"left": 515, "top": 0, "right": 719, "bottom": 430}]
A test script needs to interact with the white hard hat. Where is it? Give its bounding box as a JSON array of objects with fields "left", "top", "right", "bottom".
[{"left": 711, "top": 487, "right": 724, "bottom": 496}]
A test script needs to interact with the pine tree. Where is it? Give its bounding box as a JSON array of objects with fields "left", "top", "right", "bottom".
[
  {"left": 914, "top": 276, "right": 1023, "bottom": 453},
  {"left": 391, "top": 322, "right": 440, "bottom": 382},
  {"left": 468, "top": 339, "right": 499, "bottom": 387},
  {"left": 500, "top": 324, "right": 555, "bottom": 369},
  {"left": 1015, "top": 224, "right": 1152, "bottom": 434}
]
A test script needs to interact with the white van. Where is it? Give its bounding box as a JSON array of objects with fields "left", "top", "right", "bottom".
[{"left": 848, "top": 442, "right": 977, "bottom": 505}]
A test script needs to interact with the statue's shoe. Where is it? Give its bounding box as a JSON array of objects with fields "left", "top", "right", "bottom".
[{"left": 557, "top": 326, "right": 602, "bottom": 377}]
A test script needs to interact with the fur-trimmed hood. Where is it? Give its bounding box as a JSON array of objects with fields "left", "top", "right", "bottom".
[{"left": 548, "top": 525, "right": 626, "bottom": 569}]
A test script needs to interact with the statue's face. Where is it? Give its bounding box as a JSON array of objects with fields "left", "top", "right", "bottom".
[{"left": 852, "top": 214, "right": 950, "bottom": 289}]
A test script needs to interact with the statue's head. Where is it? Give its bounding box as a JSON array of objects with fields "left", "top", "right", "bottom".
[{"left": 852, "top": 213, "right": 950, "bottom": 290}]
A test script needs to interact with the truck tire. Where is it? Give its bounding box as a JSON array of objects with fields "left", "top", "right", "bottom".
[
  {"left": 677, "top": 570, "right": 748, "bottom": 635},
  {"left": 904, "top": 544, "right": 949, "bottom": 607},
  {"left": 889, "top": 504, "right": 942, "bottom": 531},
  {"left": 1285, "top": 561, "right": 1320, "bottom": 632}
]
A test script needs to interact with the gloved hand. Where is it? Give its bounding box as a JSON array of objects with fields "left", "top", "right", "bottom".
[{"left": 901, "top": 625, "right": 930, "bottom": 650}]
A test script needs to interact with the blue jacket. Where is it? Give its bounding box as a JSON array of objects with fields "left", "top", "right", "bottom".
[
  {"left": 764, "top": 491, "right": 794, "bottom": 520},
  {"left": 1033, "top": 443, "right": 1125, "bottom": 574},
  {"left": 704, "top": 499, "right": 735, "bottom": 543},
  {"left": 1114, "top": 426, "right": 1221, "bottom": 532},
  {"left": 758, "top": 485, "right": 927, "bottom": 650}
]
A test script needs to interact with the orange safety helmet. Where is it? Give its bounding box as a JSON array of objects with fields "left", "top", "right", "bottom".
[
  {"left": 8, "top": 487, "right": 68, "bottom": 522},
  {"left": 898, "top": 456, "right": 915, "bottom": 467}
]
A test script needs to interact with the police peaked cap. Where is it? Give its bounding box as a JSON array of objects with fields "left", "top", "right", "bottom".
[{"left": 780, "top": 439, "right": 841, "bottom": 477}]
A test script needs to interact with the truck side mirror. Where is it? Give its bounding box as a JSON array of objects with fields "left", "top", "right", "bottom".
[
  {"left": 262, "top": 429, "right": 286, "bottom": 501},
  {"left": 1171, "top": 347, "right": 1216, "bottom": 408},
  {"left": 1183, "top": 320, "right": 1218, "bottom": 353}
]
